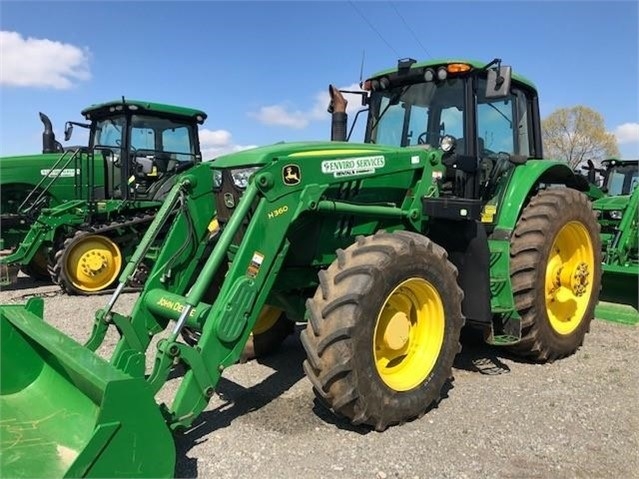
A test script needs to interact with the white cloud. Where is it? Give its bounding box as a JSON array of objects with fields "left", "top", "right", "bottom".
[
  {"left": 249, "top": 105, "right": 310, "bottom": 129},
  {"left": 614, "top": 122, "right": 639, "bottom": 144},
  {"left": 0, "top": 31, "right": 91, "bottom": 89},
  {"left": 199, "top": 128, "right": 256, "bottom": 160},
  {"left": 249, "top": 83, "right": 366, "bottom": 130},
  {"left": 199, "top": 129, "right": 232, "bottom": 146}
]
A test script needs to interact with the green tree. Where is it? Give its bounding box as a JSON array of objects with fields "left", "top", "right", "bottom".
[{"left": 542, "top": 106, "right": 619, "bottom": 168}]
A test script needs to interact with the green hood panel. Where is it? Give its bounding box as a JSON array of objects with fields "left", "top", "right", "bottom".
[
  {"left": 0, "top": 152, "right": 65, "bottom": 170},
  {"left": 0, "top": 153, "right": 81, "bottom": 189},
  {"left": 593, "top": 195, "right": 631, "bottom": 211},
  {"left": 210, "top": 141, "right": 404, "bottom": 168}
]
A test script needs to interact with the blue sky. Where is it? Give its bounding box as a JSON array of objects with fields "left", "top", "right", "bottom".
[{"left": 1, "top": 0, "right": 637, "bottom": 159}]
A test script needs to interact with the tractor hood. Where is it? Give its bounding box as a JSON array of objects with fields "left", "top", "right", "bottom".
[
  {"left": 0, "top": 153, "right": 76, "bottom": 179},
  {"left": 211, "top": 141, "right": 403, "bottom": 168},
  {"left": 593, "top": 194, "right": 631, "bottom": 211}
]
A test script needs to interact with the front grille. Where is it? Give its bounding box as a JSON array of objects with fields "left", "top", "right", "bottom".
[
  {"left": 215, "top": 170, "right": 239, "bottom": 223},
  {"left": 214, "top": 169, "right": 258, "bottom": 245}
]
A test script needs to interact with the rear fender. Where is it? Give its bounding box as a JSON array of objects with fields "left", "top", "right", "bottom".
[{"left": 495, "top": 161, "right": 586, "bottom": 233}]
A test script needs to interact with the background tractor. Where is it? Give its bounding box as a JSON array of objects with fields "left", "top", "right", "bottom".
[
  {"left": 0, "top": 58, "right": 602, "bottom": 478},
  {"left": 1, "top": 112, "right": 82, "bottom": 218},
  {"left": 587, "top": 158, "right": 639, "bottom": 323},
  {"left": 0, "top": 99, "right": 208, "bottom": 293}
]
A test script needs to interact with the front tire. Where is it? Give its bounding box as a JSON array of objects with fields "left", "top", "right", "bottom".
[
  {"left": 508, "top": 188, "right": 601, "bottom": 362},
  {"left": 51, "top": 231, "right": 123, "bottom": 294},
  {"left": 240, "top": 306, "right": 295, "bottom": 362},
  {"left": 301, "top": 231, "right": 464, "bottom": 431}
]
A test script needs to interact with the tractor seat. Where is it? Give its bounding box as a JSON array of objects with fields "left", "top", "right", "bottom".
[{"left": 153, "top": 153, "right": 171, "bottom": 173}]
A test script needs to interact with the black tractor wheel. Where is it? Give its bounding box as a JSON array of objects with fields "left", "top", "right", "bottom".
[
  {"left": 508, "top": 188, "right": 601, "bottom": 362},
  {"left": 20, "top": 246, "right": 51, "bottom": 281},
  {"left": 181, "top": 305, "right": 294, "bottom": 361},
  {"left": 301, "top": 230, "right": 464, "bottom": 431},
  {"left": 51, "top": 230, "right": 123, "bottom": 294},
  {"left": 240, "top": 306, "right": 295, "bottom": 362}
]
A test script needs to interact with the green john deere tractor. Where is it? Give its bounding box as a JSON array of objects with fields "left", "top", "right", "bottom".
[
  {"left": 1, "top": 58, "right": 602, "bottom": 477},
  {"left": 0, "top": 99, "right": 207, "bottom": 293},
  {"left": 589, "top": 158, "right": 639, "bottom": 324}
]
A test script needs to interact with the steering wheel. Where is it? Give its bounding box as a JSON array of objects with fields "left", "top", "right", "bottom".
[
  {"left": 417, "top": 132, "right": 430, "bottom": 145},
  {"left": 481, "top": 147, "right": 497, "bottom": 157}
]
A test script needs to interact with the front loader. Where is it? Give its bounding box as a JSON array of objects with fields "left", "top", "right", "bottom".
[
  {"left": 0, "top": 99, "right": 207, "bottom": 293},
  {"left": 582, "top": 158, "right": 638, "bottom": 324},
  {"left": 1, "top": 58, "right": 602, "bottom": 477}
]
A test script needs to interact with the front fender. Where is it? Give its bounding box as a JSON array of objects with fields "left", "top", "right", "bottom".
[{"left": 496, "top": 160, "right": 586, "bottom": 233}]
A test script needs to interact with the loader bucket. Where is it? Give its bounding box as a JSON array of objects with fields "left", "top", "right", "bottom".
[
  {"left": 595, "top": 264, "right": 639, "bottom": 325},
  {"left": 0, "top": 298, "right": 176, "bottom": 478}
]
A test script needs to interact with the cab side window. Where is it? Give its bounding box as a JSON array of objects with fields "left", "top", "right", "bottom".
[
  {"left": 477, "top": 98, "right": 514, "bottom": 155},
  {"left": 476, "top": 80, "right": 532, "bottom": 157}
]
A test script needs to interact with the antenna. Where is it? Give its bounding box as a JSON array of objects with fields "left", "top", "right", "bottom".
[
  {"left": 359, "top": 49, "right": 366, "bottom": 84},
  {"left": 349, "top": 1, "right": 399, "bottom": 57}
]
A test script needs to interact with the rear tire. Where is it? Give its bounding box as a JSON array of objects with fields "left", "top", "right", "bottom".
[
  {"left": 508, "top": 188, "right": 601, "bottom": 362},
  {"left": 301, "top": 231, "right": 464, "bottom": 431}
]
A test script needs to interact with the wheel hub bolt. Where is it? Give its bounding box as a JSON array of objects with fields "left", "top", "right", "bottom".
[
  {"left": 81, "top": 251, "right": 108, "bottom": 276},
  {"left": 572, "top": 262, "right": 590, "bottom": 296}
]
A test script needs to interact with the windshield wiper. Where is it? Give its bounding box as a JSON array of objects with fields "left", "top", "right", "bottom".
[
  {"left": 484, "top": 102, "right": 512, "bottom": 128},
  {"left": 369, "top": 85, "right": 413, "bottom": 138}
]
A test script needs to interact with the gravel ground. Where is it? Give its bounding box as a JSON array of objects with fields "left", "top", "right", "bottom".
[{"left": 2, "top": 275, "right": 638, "bottom": 479}]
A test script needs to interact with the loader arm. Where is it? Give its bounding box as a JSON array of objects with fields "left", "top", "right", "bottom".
[
  {"left": 595, "top": 185, "right": 639, "bottom": 324},
  {"left": 606, "top": 185, "right": 639, "bottom": 266},
  {"left": 0, "top": 201, "right": 87, "bottom": 269},
  {"left": 82, "top": 147, "right": 436, "bottom": 430}
]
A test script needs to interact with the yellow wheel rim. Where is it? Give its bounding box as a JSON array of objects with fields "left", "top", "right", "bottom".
[
  {"left": 252, "top": 305, "right": 282, "bottom": 335},
  {"left": 65, "top": 235, "right": 122, "bottom": 292},
  {"left": 373, "top": 278, "right": 445, "bottom": 392},
  {"left": 545, "top": 221, "right": 595, "bottom": 335}
]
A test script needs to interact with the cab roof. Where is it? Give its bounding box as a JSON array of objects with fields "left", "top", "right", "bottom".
[
  {"left": 81, "top": 99, "right": 207, "bottom": 124},
  {"left": 368, "top": 58, "right": 536, "bottom": 91},
  {"left": 601, "top": 158, "right": 638, "bottom": 167}
]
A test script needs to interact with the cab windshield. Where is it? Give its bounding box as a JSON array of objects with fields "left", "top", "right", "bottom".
[
  {"left": 367, "top": 76, "right": 533, "bottom": 157},
  {"left": 606, "top": 165, "right": 639, "bottom": 196},
  {"left": 93, "top": 114, "right": 197, "bottom": 163},
  {"left": 368, "top": 79, "right": 465, "bottom": 149}
]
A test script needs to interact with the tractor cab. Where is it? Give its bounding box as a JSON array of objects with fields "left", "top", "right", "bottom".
[
  {"left": 358, "top": 59, "right": 542, "bottom": 206},
  {"left": 592, "top": 158, "right": 639, "bottom": 242},
  {"left": 328, "top": 59, "right": 547, "bottom": 226},
  {"left": 80, "top": 100, "right": 207, "bottom": 201},
  {"left": 600, "top": 158, "right": 639, "bottom": 196}
]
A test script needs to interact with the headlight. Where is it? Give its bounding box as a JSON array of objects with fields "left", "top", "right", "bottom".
[
  {"left": 212, "top": 169, "right": 222, "bottom": 189},
  {"left": 594, "top": 209, "right": 602, "bottom": 219},
  {"left": 440, "top": 135, "right": 456, "bottom": 153},
  {"left": 610, "top": 210, "right": 623, "bottom": 220},
  {"left": 231, "top": 167, "right": 261, "bottom": 189}
]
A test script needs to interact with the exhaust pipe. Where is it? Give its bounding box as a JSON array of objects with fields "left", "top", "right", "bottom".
[
  {"left": 39, "top": 112, "right": 62, "bottom": 153},
  {"left": 329, "top": 85, "right": 348, "bottom": 142}
]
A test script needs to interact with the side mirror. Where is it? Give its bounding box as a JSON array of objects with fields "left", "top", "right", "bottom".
[
  {"left": 64, "top": 122, "right": 74, "bottom": 142},
  {"left": 485, "top": 66, "right": 512, "bottom": 99}
]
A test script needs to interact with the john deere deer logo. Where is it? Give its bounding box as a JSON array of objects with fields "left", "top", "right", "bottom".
[{"left": 282, "top": 164, "right": 301, "bottom": 186}]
